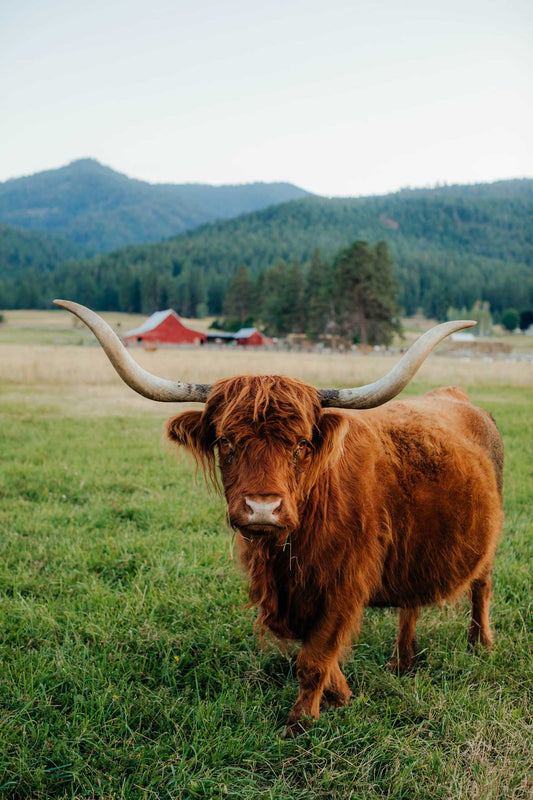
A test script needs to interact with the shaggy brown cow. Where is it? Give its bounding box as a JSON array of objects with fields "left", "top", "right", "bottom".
[{"left": 54, "top": 301, "right": 504, "bottom": 737}]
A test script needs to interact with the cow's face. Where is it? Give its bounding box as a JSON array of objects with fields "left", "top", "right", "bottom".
[{"left": 167, "top": 376, "right": 348, "bottom": 539}]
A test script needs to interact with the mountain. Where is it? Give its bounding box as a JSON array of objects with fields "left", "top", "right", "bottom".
[{"left": 0, "top": 159, "right": 311, "bottom": 253}]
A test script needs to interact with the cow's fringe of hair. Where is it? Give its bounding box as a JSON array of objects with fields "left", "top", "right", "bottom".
[{"left": 210, "top": 374, "right": 323, "bottom": 439}]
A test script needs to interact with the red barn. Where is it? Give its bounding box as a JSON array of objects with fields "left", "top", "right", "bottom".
[
  {"left": 234, "top": 327, "right": 272, "bottom": 346},
  {"left": 123, "top": 310, "right": 206, "bottom": 346}
]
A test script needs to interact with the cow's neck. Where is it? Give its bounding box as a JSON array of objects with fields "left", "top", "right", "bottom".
[{"left": 242, "top": 519, "right": 331, "bottom": 640}]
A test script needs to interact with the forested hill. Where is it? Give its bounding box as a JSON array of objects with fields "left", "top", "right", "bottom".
[
  {"left": 0, "top": 159, "right": 310, "bottom": 252},
  {"left": 2, "top": 178, "right": 531, "bottom": 319},
  {"left": 0, "top": 223, "right": 88, "bottom": 272},
  {"left": 36, "top": 177, "right": 532, "bottom": 321}
]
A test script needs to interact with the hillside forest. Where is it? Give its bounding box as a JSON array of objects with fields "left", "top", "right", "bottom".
[{"left": 0, "top": 177, "right": 532, "bottom": 342}]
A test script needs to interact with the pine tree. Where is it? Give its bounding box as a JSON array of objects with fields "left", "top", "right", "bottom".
[
  {"left": 252, "top": 270, "right": 265, "bottom": 316},
  {"left": 285, "top": 261, "right": 305, "bottom": 333},
  {"left": 206, "top": 273, "right": 225, "bottom": 315},
  {"left": 224, "top": 264, "right": 253, "bottom": 324},
  {"left": 333, "top": 241, "right": 401, "bottom": 345},
  {"left": 260, "top": 261, "right": 287, "bottom": 334},
  {"left": 305, "top": 249, "right": 335, "bottom": 341},
  {"left": 367, "top": 241, "right": 402, "bottom": 344},
  {"left": 185, "top": 268, "right": 206, "bottom": 317},
  {"left": 259, "top": 260, "right": 304, "bottom": 335},
  {"left": 0, "top": 279, "right": 8, "bottom": 309},
  {"left": 140, "top": 270, "right": 160, "bottom": 315}
]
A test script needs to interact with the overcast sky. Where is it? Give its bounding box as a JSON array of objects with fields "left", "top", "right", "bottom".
[{"left": 1, "top": 0, "right": 531, "bottom": 196}]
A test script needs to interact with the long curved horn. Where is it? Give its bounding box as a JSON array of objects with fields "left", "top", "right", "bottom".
[
  {"left": 54, "top": 300, "right": 211, "bottom": 403},
  {"left": 318, "top": 319, "right": 476, "bottom": 409}
]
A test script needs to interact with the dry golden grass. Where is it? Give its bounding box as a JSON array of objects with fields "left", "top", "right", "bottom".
[
  {"left": 0, "top": 309, "right": 214, "bottom": 340},
  {"left": 0, "top": 309, "right": 531, "bottom": 416},
  {"left": 1, "top": 342, "right": 532, "bottom": 417},
  {"left": 3, "top": 308, "right": 531, "bottom": 346}
]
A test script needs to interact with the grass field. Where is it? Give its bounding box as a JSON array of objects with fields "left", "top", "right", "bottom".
[{"left": 0, "top": 320, "right": 532, "bottom": 799}]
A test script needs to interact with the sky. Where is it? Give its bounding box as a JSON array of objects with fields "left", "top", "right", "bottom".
[{"left": 1, "top": 0, "right": 532, "bottom": 197}]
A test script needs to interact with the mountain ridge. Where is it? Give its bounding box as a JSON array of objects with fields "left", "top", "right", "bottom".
[{"left": 0, "top": 159, "right": 311, "bottom": 253}]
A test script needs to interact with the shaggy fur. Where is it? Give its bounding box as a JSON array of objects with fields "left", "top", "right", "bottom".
[{"left": 167, "top": 376, "right": 503, "bottom": 736}]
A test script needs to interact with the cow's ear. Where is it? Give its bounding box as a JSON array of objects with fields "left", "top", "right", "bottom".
[
  {"left": 167, "top": 410, "right": 217, "bottom": 487},
  {"left": 304, "top": 411, "right": 349, "bottom": 490},
  {"left": 166, "top": 410, "right": 214, "bottom": 454},
  {"left": 313, "top": 411, "right": 349, "bottom": 468}
]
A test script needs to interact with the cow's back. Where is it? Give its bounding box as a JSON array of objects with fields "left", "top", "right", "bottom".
[
  {"left": 424, "top": 386, "right": 503, "bottom": 495},
  {"left": 338, "top": 388, "right": 504, "bottom": 609}
]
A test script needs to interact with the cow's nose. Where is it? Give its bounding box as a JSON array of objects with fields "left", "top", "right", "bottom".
[{"left": 244, "top": 495, "right": 282, "bottom": 525}]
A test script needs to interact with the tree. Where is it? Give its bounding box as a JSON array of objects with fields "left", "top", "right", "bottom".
[
  {"left": 367, "top": 242, "right": 402, "bottom": 344},
  {"left": 15, "top": 278, "right": 41, "bottom": 309},
  {"left": 252, "top": 270, "right": 265, "bottom": 316},
  {"left": 333, "top": 241, "right": 401, "bottom": 345},
  {"left": 305, "top": 249, "right": 335, "bottom": 341},
  {"left": 260, "top": 261, "right": 288, "bottom": 335},
  {"left": 140, "top": 269, "right": 160, "bottom": 314},
  {"left": 224, "top": 264, "right": 253, "bottom": 324},
  {"left": 0, "top": 279, "right": 10, "bottom": 310},
  {"left": 206, "top": 273, "right": 225, "bottom": 315},
  {"left": 424, "top": 274, "right": 454, "bottom": 321},
  {"left": 519, "top": 310, "right": 533, "bottom": 331},
  {"left": 501, "top": 308, "right": 520, "bottom": 332},
  {"left": 118, "top": 271, "right": 141, "bottom": 313},
  {"left": 176, "top": 268, "right": 206, "bottom": 317},
  {"left": 470, "top": 301, "right": 493, "bottom": 337},
  {"left": 447, "top": 301, "right": 492, "bottom": 337},
  {"left": 285, "top": 261, "right": 305, "bottom": 333}
]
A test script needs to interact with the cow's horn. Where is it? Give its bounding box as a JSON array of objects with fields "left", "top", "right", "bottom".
[
  {"left": 53, "top": 300, "right": 212, "bottom": 403},
  {"left": 318, "top": 320, "right": 477, "bottom": 409}
]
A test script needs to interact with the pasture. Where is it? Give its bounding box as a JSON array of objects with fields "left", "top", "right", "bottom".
[{"left": 0, "top": 324, "right": 532, "bottom": 799}]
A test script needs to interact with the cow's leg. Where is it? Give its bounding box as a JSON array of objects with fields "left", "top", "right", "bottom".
[
  {"left": 283, "top": 612, "right": 359, "bottom": 737},
  {"left": 388, "top": 606, "right": 420, "bottom": 674},
  {"left": 284, "top": 646, "right": 345, "bottom": 737},
  {"left": 469, "top": 570, "right": 493, "bottom": 648},
  {"left": 321, "top": 660, "right": 352, "bottom": 709}
]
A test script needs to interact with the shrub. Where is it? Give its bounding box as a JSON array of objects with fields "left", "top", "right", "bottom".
[{"left": 501, "top": 308, "right": 520, "bottom": 332}]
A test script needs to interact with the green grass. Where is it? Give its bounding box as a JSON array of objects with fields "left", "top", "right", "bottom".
[{"left": 0, "top": 389, "right": 531, "bottom": 799}]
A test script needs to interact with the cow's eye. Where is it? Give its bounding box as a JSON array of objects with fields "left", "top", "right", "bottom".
[
  {"left": 293, "top": 440, "right": 309, "bottom": 458},
  {"left": 218, "top": 437, "right": 235, "bottom": 462}
]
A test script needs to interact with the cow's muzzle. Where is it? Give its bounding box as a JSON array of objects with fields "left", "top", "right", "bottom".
[
  {"left": 244, "top": 496, "right": 282, "bottom": 525},
  {"left": 230, "top": 495, "right": 286, "bottom": 535}
]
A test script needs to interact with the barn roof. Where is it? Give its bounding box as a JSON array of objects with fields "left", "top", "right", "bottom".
[
  {"left": 234, "top": 327, "right": 258, "bottom": 338},
  {"left": 206, "top": 330, "right": 236, "bottom": 340},
  {"left": 124, "top": 310, "right": 176, "bottom": 337}
]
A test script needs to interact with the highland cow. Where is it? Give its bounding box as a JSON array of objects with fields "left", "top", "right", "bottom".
[{"left": 55, "top": 301, "right": 503, "bottom": 736}]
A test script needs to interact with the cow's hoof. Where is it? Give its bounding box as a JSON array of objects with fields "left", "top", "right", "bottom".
[
  {"left": 468, "top": 629, "right": 494, "bottom": 651},
  {"left": 387, "top": 656, "right": 415, "bottom": 675},
  {"left": 321, "top": 688, "right": 352, "bottom": 711},
  {"left": 282, "top": 716, "right": 313, "bottom": 738}
]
